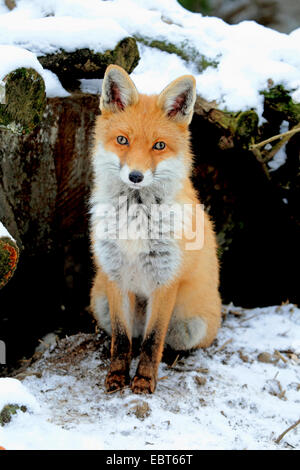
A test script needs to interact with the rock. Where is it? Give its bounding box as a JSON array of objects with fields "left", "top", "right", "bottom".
[{"left": 257, "top": 352, "right": 276, "bottom": 363}]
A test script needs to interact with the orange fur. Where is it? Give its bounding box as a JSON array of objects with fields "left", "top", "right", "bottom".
[{"left": 90, "top": 65, "right": 221, "bottom": 394}]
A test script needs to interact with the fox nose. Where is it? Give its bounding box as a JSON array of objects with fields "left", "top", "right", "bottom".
[{"left": 129, "top": 170, "right": 144, "bottom": 183}]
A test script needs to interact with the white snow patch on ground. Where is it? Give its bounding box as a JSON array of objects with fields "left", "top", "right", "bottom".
[
  {"left": 0, "top": 0, "right": 299, "bottom": 119},
  {"left": 0, "top": 378, "right": 40, "bottom": 412},
  {"left": 0, "top": 304, "right": 299, "bottom": 450}
]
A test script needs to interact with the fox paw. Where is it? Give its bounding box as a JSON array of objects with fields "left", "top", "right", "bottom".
[
  {"left": 105, "top": 370, "right": 130, "bottom": 392},
  {"left": 131, "top": 375, "right": 156, "bottom": 394}
]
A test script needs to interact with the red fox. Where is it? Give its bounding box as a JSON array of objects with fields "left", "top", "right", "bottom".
[{"left": 90, "top": 65, "right": 221, "bottom": 394}]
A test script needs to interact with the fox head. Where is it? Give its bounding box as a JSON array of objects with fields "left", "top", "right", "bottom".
[{"left": 93, "top": 65, "right": 196, "bottom": 200}]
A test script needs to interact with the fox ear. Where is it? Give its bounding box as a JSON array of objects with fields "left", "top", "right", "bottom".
[
  {"left": 157, "top": 75, "right": 196, "bottom": 124},
  {"left": 100, "top": 65, "right": 139, "bottom": 113}
]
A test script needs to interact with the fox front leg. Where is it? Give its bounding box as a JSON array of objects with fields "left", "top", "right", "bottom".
[
  {"left": 105, "top": 284, "right": 134, "bottom": 392},
  {"left": 132, "top": 284, "right": 178, "bottom": 394}
]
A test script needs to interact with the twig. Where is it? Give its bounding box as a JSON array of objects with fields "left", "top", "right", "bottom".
[
  {"left": 274, "top": 349, "right": 288, "bottom": 364},
  {"left": 262, "top": 131, "right": 291, "bottom": 163},
  {"left": 196, "top": 367, "right": 209, "bottom": 374},
  {"left": 159, "top": 383, "right": 186, "bottom": 397},
  {"left": 249, "top": 124, "right": 300, "bottom": 150},
  {"left": 168, "top": 354, "right": 180, "bottom": 369},
  {"left": 275, "top": 379, "right": 286, "bottom": 400},
  {"left": 105, "top": 385, "right": 130, "bottom": 395},
  {"left": 275, "top": 418, "right": 300, "bottom": 444},
  {"left": 250, "top": 124, "right": 300, "bottom": 180},
  {"left": 216, "top": 338, "right": 233, "bottom": 352},
  {"left": 250, "top": 142, "right": 272, "bottom": 180},
  {"left": 228, "top": 310, "right": 244, "bottom": 316},
  {"left": 239, "top": 312, "right": 261, "bottom": 323}
]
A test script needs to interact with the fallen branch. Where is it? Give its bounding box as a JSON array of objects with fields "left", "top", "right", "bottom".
[
  {"left": 249, "top": 124, "right": 300, "bottom": 151},
  {"left": 275, "top": 418, "right": 300, "bottom": 444},
  {"left": 249, "top": 123, "right": 300, "bottom": 179},
  {"left": 168, "top": 354, "right": 180, "bottom": 369}
]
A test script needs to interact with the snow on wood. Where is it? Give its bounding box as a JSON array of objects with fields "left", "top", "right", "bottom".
[{"left": 0, "top": 0, "right": 299, "bottom": 120}]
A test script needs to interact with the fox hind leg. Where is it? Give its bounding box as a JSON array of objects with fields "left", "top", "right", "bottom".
[
  {"left": 166, "top": 314, "right": 208, "bottom": 350},
  {"left": 92, "top": 295, "right": 111, "bottom": 335},
  {"left": 165, "top": 282, "right": 221, "bottom": 351}
]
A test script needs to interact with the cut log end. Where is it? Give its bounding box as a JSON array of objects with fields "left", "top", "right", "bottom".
[{"left": 0, "top": 237, "right": 19, "bottom": 289}]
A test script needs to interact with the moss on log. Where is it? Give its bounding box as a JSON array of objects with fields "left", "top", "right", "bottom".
[
  {"left": 134, "top": 35, "right": 218, "bottom": 72},
  {"left": 38, "top": 37, "right": 140, "bottom": 89},
  {"left": 0, "top": 404, "right": 27, "bottom": 426},
  {"left": 194, "top": 97, "right": 259, "bottom": 149},
  {"left": 194, "top": 85, "right": 300, "bottom": 151},
  {"left": 0, "top": 67, "right": 46, "bottom": 134},
  {"left": 261, "top": 85, "right": 300, "bottom": 125},
  {"left": 0, "top": 236, "right": 19, "bottom": 289}
]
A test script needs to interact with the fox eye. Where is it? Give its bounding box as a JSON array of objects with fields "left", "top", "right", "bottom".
[
  {"left": 117, "top": 135, "right": 129, "bottom": 145},
  {"left": 153, "top": 141, "right": 166, "bottom": 150}
]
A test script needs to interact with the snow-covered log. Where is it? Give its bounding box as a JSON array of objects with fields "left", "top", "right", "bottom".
[
  {"left": 37, "top": 37, "right": 140, "bottom": 91},
  {"left": 0, "top": 222, "right": 19, "bottom": 289}
]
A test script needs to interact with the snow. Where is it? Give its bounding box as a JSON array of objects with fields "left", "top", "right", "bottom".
[
  {"left": 0, "top": 378, "right": 39, "bottom": 413},
  {"left": 0, "top": 45, "right": 69, "bottom": 97},
  {"left": 268, "top": 120, "right": 289, "bottom": 172},
  {"left": 0, "top": 221, "right": 14, "bottom": 241},
  {"left": 0, "top": 0, "right": 299, "bottom": 118},
  {"left": 0, "top": 304, "right": 299, "bottom": 450},
  {"left": 80, "top": 78, "right": 103, "bottom": 95},
  {"left": 0, "top": 45, "right": 43, "bottom": 82}
]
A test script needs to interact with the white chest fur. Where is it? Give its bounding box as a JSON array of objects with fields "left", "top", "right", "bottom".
[
  {"left": 92, "top": 197, "right": 181, "bottom": 297},
  {"left": 90, "top": 145, "right": 185, "bottom": 296}
]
